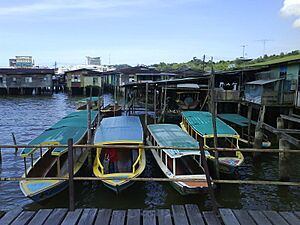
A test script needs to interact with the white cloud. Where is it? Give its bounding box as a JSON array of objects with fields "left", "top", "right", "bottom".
[{"left": 280, "top": 0, "right": 300, "bottom": 28}]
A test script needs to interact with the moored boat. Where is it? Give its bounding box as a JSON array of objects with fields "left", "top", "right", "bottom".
[
  {"left": 93, "top": 116, "right": 145, "bottom": 193},
  {"left": 147, "top": 124, "right": 212, "bottom": 195},
  {"left": 181, "top": 111, "right": 244, "bottom": 175},
  {"left": 19, "top": 110, "right": 98, "bottom": 201},
  {"left": 100, "top": 104, "right": 122, "bottom": 117},
  {"left": 76, "top": 96, "right": 101, "bottom": 110}
]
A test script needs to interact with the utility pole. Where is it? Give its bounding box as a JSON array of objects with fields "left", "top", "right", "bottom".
[
  {"left": 256, "top": 39, "right": 273, "bottom": 56},
  {"left": 241, "top": 45, "right": 247, "bottom": 59}
]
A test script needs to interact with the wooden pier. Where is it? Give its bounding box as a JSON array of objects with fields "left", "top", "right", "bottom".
[{"left": 1, "top": 205, "right": 300, "bottom": 225}]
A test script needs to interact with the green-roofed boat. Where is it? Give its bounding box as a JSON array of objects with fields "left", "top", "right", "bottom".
[
  {"left": 217, "top": 113, "right": 271, "bottom": 148},
  {"left": 181, "top": 111, "right": 244, "bottom": 175},
  {"left": 147, "top": 124, "right": 212, "bottom": 195},
  {"left": 19, "top": 110, "right": 98, "bottom": 202},
  {"left": 76, "top": 96, "right": 101, "bottom": 110}
]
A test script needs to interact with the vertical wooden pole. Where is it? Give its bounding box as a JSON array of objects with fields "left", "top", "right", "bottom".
[
  {"left": 154, "top": 88, "right": 157, "bottom": 124},
  {"left": 145, "top": 82, "right": 149, "bottom": 127},
  {"left": 12, "top": 132, "right": 18, "bottom": 154},
  {"left": 68, "top": 138, "right": 75, "bottom": 211},
  {"left": 163, "top": 85, "right": 167, "bottom": 123},
  {"left": 87, "top": 101, "right": 92, "bottom": 170},
  {"left": 247, "top": 104, "right": 253, "bottom": 147},
  {"left": 114, "top": 80, "right": 117, "bottom": 117},
  {"left": 24, "top": 158, "right": 27, "bottom": 177},
  {"left": 0, "top": 147, "right": 2, "bottom": 163},
  {"left": 97, "top": 88, "right": 102, "bottom": 126},
  {"left": 210, "top": 63, "right": 219, "bottom": 179},
  {"left": 253, "top": 106, "right": 265, "bottom": 158}
]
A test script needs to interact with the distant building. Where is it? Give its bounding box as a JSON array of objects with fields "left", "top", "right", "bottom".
[
  {"left": 86, "top": 56, "right": 101, "bottom": 66},
  {"left": 0, "top": 68, "right": 54, "bottom": 95},
  {"left": 9, "top": 58, "right": 16, "bottom": 67}
]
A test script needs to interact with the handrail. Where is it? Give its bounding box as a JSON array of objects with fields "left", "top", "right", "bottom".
[{"left": 1, "top": 144, "right": 300, "bottom": 153}]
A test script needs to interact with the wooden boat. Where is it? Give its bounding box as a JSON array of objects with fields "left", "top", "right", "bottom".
[
  {"left": 218, "top": 113, "right": 271, "bottom": 148},
  {"left": 93, "top": 116, "right": 146, "bottom": 193},
  {"left": 19, "top": 110, "right": 98, "bottom": 202},
  {"left": 181, "top": 111, "right": 244, "bottom": 175},
  {"left": 100, "top": 104, "right": 122, "bottom": 117},
  {"left": 76, "top": 97, "right": 101, "bottom": 110},
  {"left": 147, "top": 124, "right": 212, "bottom": 195}
]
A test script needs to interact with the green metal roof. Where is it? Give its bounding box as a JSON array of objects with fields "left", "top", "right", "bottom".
[
  {"left": 148, "top": 124, "right": 210, "bottom": 158},
  {"left": 21, "top": 110, "right": 98, "bottom": 157},
  {"left": 181, "top": 111, "right": 238, "bottom": 137},
  {"left": 218, "top": 113, "right": 257, "bottom": 127},
  {"left": 76, "top": 97, "right": 101, "bottom": 104}
]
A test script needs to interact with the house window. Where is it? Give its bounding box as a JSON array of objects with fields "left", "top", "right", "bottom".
[
  {"left": 93, "top": 77, "right": 98, "bottom": 85},
  {"left": 25, "top": 77, "right": 32, "bottom": 83},
  {"left": 71, "top": 75, "right": 80, "bottom": 82},
  {"left": 44, "top": 77, "right": 47, "bottom": 81},
  {"left": 12, "top": 77, "right": 17, "bottom": 82},
  {"left": 0, "top": 76, "right": 3, "bottom": 84},
  {"left": 280, "top": 66, "right": 287, "bottom": 77}
]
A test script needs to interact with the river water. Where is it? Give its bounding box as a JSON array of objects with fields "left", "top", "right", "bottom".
[{"left": 0, "top": 93, "right": 299, "bottom": 211}]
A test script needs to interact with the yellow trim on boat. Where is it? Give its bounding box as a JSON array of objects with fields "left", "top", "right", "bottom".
[{"left": 21, "top": 141, "right": 60, "bottom": 158}]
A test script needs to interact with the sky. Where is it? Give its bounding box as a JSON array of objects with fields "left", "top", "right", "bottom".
[{"left": 0, "top": 0, "right": 299, "bottom": 67}]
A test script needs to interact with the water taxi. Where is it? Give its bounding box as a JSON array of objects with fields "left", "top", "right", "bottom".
[
  {"left": 93, "top": 116, "right": 145, "bottom": 193},
  {"left": 181, "top": 111, "right": 244, "bottom": 175},
  {"left": 76, "top": 96, "right": 101, "bottom": 110},
  {"left": 147, "top": 124, "right": 212, "bottom": 195},
  {"left": 218, "top": 113, "right": 271, "bottom": 148},
  {"left": 19, "top": 110, "right": 98, "bottom": 201},
  {"left": 100, "top": 103, "right": 122, "bottom": 117}
]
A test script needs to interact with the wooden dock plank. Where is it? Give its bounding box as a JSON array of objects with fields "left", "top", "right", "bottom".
[
  {"left": 0, "top": 208, "right": 23, "bottom": 225},
  {"left": 156, "top": 209, "right": 173, "bottom": 225},
  {"left": 11, "top": 211, "right": 35, "bottom": 225},
  {"left": 248, "top": 210, "right": 272, "bottom": 225},
  {"left": 61, "top": 209, "right": 83, "bottom": 225},
  {"left": 232, "top": 210, "right": 256, "bottom": 225},
  {"left": 263, "top": 211, "right": 289, "bottom": 225},
  {"left": 184, "top": 204, "right": 205, "bottom": 225},
  {"left": 43, "top": 208, "right": 68, "bottom": 225},
  {"left": 28, "top": 209, "right": 53, "bottom": 225},
  {"left": 143, "top": 210, "right": 156, "bottom": 225},
  {"left": 110, "top": 210, "right": 126, "bottom": 225},
  {"left": 77, "top": 208, "right": 98, "bottom": 225},
  {"left": 202, "top": 211, "right": 221, "bottom": 225},
  {"left": 127, "top": 209, "right": 140, "bottom": 225},
  {"left": 171, "top": 205, "right": 189, "bottom": 225},
  {"left": 279, "top": 212, "right": 300, "bottom": 225},
  {"left": 95, "top": 209, "right": 112, "bottom": 225},
  {"left": 219, "top": 209, "right": 240, "bottom": 225}
]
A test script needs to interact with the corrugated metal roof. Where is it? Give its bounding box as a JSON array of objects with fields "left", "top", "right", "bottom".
[
  {"left": 148, "top": 124, "right": 209, "bottom": 158},
  {"left": 246, "top": 78, "right": 283, "bottom": 85},
  {"left": 94, "top": 116, "right": 143, "bottom": 144},
  {"left": 181, "top": 111, "right": 238, "bottom": 137}
]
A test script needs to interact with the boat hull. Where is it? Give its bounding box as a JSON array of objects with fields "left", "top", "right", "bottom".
[{"left": 102, "top": 180, "right": 135, "bottom": 194}]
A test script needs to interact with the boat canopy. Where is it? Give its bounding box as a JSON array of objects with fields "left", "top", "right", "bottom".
[
  {"left": 218, "top": 113, "right": 257, "bottom": 127},
  {"left": 181, "top": 111, "right": 239, "bottom": 137},
  {"left": 148, "top": 124, "right": 207, "bottom": 158},
  {"left": 21, "top": 110, "right": 98, "bottom": 157},
  {"left": 76, "top": 96, "right": 100, "bottom": 104},
  {"left": 94, "top": 116, "right": 143, "bottom": 145}
]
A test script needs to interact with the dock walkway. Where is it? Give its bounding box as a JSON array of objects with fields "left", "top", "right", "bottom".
[{"left": 0, "top": 205, "right": 300, "bottom": 225}]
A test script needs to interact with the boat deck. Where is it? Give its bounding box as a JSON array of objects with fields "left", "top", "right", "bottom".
[{"left": 1, "top": 205, "right": 299, "bottom": 225}]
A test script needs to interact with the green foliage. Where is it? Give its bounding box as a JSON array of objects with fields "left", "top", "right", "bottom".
[{"left": 152, "top": 50, "right": 300, "bottom": 72}]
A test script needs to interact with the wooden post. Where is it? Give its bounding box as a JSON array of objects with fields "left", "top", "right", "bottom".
[
  {"left": 24, "top": 158, "right": 27, "bottom": 177},
  {"left": 12, "top": 132, "right": 18, "bottom": 154},
  {"left": 162, "top": 85, "right": 167, "bottom": 123},
  {"left": 145, "top": 82, "right": 148, "bottom": 127},
  {"left": 200, "top": 148, "right": 219, "bottom": 216},
  {"left": 97, "top": 88, "right": 102, "bottom": 126},
  {"left": 253, "top": 106, "right": 265, "bottom": 158},
  {"left": 87, "top": 101, "right": 92, "bottom": 170},
  {"left": 154, "top": 88, "right": 157, "bottom": 124},
  {"left": 279, "top": 138, "right": 290, "bottom": 181},
  {"left": 68, "top": 138, "right": 75, "bottom": 211},
  {"left": 114, "top": 81, "right": 117, "bottom": 117},
  {"left": 210, "top": 63, "right": 219, "bottom": 179},
  {"left": 247, "top": 104, "right": 252, "bottom": 147},
  {"left": 0, "top": 147, "right": 2, "bottom": 163}
]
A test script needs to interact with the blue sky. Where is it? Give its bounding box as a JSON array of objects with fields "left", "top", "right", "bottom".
[{"left": 0, "top": 0, "right": 299, "bottom": 66}]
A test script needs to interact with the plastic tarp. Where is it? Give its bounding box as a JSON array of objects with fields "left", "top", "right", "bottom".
[
  {"left": 181, "top": 111, "right": 238, "bottom": 137},
  {"left": 21, "top": 110, "right": 98, "bottom": 157},
  {"left": 76, "top": 96, "right": 100, "bottom": 104},
  {"left": 148, "top": 124, "right": 203, "bottom": 158},
  {"left": 94, "top": 116, "right": 143, "bottom": 144}
]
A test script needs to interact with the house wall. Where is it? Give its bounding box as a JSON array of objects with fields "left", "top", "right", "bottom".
[{"left": 0, "top": 74, "right": 52, "bottom": 88}]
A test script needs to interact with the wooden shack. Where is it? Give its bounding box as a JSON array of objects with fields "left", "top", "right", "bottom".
[{"left": 0, "top": 68, "right": 54, "bottom": 95}]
